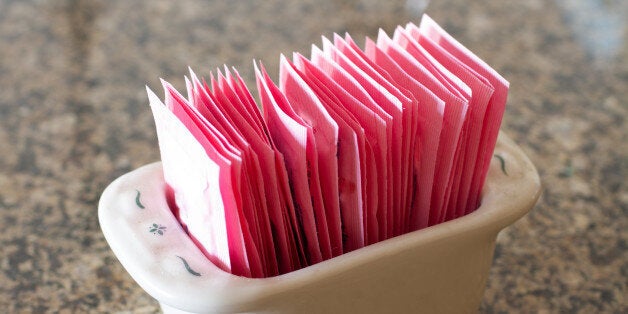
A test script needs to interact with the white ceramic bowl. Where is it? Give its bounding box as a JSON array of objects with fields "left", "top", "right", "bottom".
[{"left": 99, "top": 132, "right": 541, "bottom": 313}]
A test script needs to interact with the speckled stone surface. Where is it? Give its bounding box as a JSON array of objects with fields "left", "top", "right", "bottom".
[{"left": 0, "top": 0, "right": 625, "bottom": 312}]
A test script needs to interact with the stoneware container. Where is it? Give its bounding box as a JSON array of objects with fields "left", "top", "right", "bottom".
[{"left": 99, "top": 132, "right": 541, "bottom": 313}]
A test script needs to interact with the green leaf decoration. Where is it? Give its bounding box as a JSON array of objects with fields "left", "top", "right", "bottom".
[
  {"left": 135, "top": 190, "right": 146, "bottom": 209},
  {"left": 494, "top": 154, "right": 508, "bottom": 175},
  {"left": 176, "top": 255, "right": 201, "bottom": 276},
  {"left": 149, "top": 223, "right": 166, "bottom": 235}
]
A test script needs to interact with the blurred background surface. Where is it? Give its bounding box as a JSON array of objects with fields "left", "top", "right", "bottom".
[{"left": 0, "top": 0, "right": 626, "bottom": 312}]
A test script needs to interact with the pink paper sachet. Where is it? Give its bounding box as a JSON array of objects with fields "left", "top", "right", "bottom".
[
  {"left": 310, "top": 44, "right": 393, "bottom": 239},
  {"left": 287, "top": 54, "right": 366, "bottom": 252},
  {"left": 417, "top": 15, "right": 509, "bottom": 214},
  {"left": 147, "top": 14, "right": 508, "bottom": 278},
  {"left": 149, "top": 83, "right": 259, "bottom": 277},
  {"left": 255, "top": 63, "right": 327, "bottom": 265},
  {"left": 376, "top": 29, "right": 468, "bottom": 227},
  {"left": 332, "top": 34, "right": 417, "bottom": 236},
  {"left": 292, "top": 52, "right": 378, "bottom": 245},
  {"left": 406, "top": 24, "right": 495, "bottom": 220},
  {"left": 362, "top": 37, "right": 445, "bottom": 232},
  {"left": 279, "top": 55, "right": 351, "bottom": 256}
]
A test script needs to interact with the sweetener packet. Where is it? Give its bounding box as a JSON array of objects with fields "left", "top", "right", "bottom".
[
  {"left": 219, "top": 69, "right": 306, "bottom": 270},
  {"left": 286, "top": 55, "right": 365, "bottom": 252},
  {"left": 149, "top": 84, "right": 260, "bottom": 277},
  {"left": 392, "top": 27, "right": 473, "bottom": 224},
  {"left": 406, "top": 24, "right": 495, "bottom": 220},
  {"left": 216, "top": 68, "right": 267, "bottom": 141},
  {"left": 335, "top": 34, "right": 418, "bottom": 236},
  {"left": 255, "top": 63, "right": 327, "bottom": 264},
  {"left": 279, "top": 56, "right": 346, "bottom": 256},
  {"left": 341, "top": 35, "right": 418, "bottom": 224},
  {"left": 226, "top": 68, "right": 275, "bottom": 145},
  {"left": 320, "top": 38, "right": 403, "bottom": 238},
  {"left": 418, "top": 15, "right": 509, "bottom": 215},
  {"left": 189, "top": 71, "right": 304, "bottom": 274},
  {"left": 292, "top": 53, "right": 377, "bottom": 245},
  {"left": 207, "top": 71, "right": 280, "bottom": 275},
  {"left": 377, "top": 30, "right": 468, "bottom": 227},
  {"left": 363, "top": 38, "right": 445, "bottom": 232},
  {"left": 183, "top": 74, "right": 269, "bottom": 277},
  {"left": 310, "top": 45, "right": 392, "bottom": 240}
]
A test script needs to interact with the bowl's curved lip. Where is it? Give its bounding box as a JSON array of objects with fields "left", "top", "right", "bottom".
[{"left": 98, "top": 131, "right": 541, "bottom": 313}]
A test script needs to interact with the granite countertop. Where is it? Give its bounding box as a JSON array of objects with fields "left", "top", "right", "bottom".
[{"left": 0, "top": 0, "right": 625, "bottom": 312}]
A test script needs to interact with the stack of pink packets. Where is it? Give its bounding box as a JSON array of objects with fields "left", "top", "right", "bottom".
[{"left": 147, "top": 15, "right": 509, "bottom": 278}]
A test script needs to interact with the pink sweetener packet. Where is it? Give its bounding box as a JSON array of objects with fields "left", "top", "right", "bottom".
[
  {"left": 268, "top": 66, "right": 334, "bottom": 261},
  {"left": 165, "top": 82, "right": 261, "bottom": 277},
  {"left": 320, "top": 38, "right": 402, "bottom": 238},
  {"left": 335, "top": 34, "right": 418, "bottom": 235},
  {"left": 188, "top": 71, "right": 302, "bottom": 273},
  {"left": 273, "top": 150, "right": 308, "bottom": 270},
  {"left": 363, "top": 37, "right": 444, "bottom": 232},
  {"left": 217, "top": 67, "right": 268, "bottom": 143},
  {"left": 377, "top": 30, "right": 467, "bottom": 228},
  {"left": 418, "top": 14, "right": 509, "bottom": 215},
  {"left": 279, "top": 55, "right": 344, "bottom": 257},
  {"left": 286, "top": 56, "right": 365, "bottom": 252},
  {"left": 342, "top": 35, "right": 420, "bottom": 228},
  {"left": 227, "top": 68, "right": 275, "bottom": 146},
  {"left": 255, "top": 63, "right": 326, "bottom": 265},
  {"left": 220, "top": 68, "right": 304, "bottom": 271},
  {"left": 185, "top": 74, "right": 270, "bottom": 277},
  {"left": 149, "top": 84, "right": 260, "bottom": 278},
  {"left": 166, "top": 81, "right": 268, "bottom": 277},
  {"left": 392, "top": 27, "right": 472, "bottom": 224},
  {"left": 210, "top": 72, "right": 283, "bottom": 276},
  {"left": 292, "top": 53, "right": 378, "bottom": 245},
  {"left": 311, "top": 44, "right": 394, "bottom": 240},
  {"left": 406, "top": 24, "right": 495, "bottom": 220}
]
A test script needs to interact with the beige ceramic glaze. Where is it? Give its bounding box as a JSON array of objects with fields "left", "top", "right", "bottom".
[{"left": 98, "top": 132, "right": 541, "bottom": 313}]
